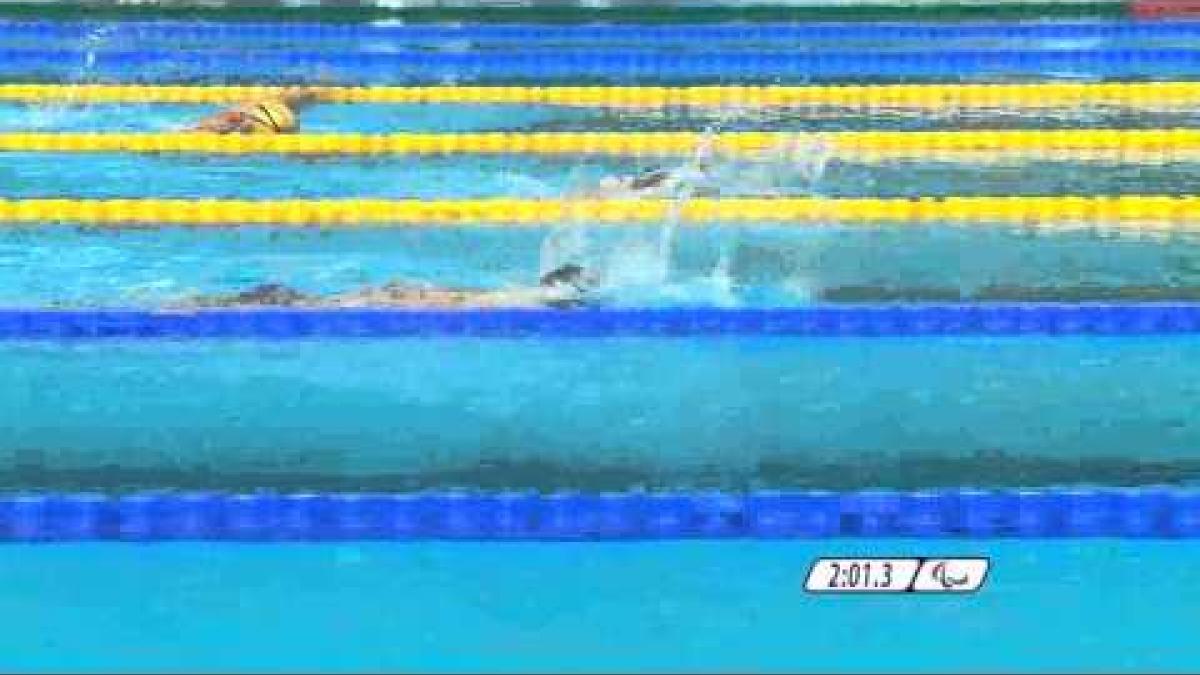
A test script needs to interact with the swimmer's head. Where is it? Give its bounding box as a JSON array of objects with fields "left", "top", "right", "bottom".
[
  {"left": 628, "top": 168, "right": 671, "bottom": 191},
  {"left": 540, "top": 264, "right": 588, "bottom": 291}
]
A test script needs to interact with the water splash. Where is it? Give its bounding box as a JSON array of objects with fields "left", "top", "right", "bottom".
[
  {"left": 20, "top": 24, "right": 116, "bottom": 132},
  {"left": 539, "top": 120, "right": 836, "bottom": 306},
  {"left": 539, "top": 126, "right": 722, "bottom": 303},
  {"left": 76, "top": 24, "right": 115, "bottom": 81},
  {"left": 726, "top": 132, "right": 833, "bottom": 197}
]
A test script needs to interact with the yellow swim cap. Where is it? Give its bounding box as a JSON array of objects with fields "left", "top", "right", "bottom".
[{"left": 235, "top": 100, "right": 297, "bottom": 134}]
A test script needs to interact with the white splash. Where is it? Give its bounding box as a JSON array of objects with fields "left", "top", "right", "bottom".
[
  {"left": 538, "top": 121, "right": 835, "bottom": 306},
  {"left": 539, "top": 126, "right": 725, "bottom": 303},
  {"left": 20, "top": 24, "right": 115, "bottom": 131}
]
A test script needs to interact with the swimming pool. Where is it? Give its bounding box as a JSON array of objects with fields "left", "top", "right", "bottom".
[{"left": 4, "top": 1, "right": 1200, "bottom": 671}]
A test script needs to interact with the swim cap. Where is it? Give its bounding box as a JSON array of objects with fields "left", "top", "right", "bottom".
[
  {"left": 234, "top": 100, "right": 297, "bottom": 133},
  {"left": 540, "top": 264, "right": 587, "bottom": 291},
  {"left": 257, "top": 100, "right": 297, "bottom": 132}
]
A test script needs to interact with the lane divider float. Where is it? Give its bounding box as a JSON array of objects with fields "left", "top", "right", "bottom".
[
  {"left": 4, "top": 129, "right": 1200, "bottom": 163},
  {"left": 0, "top": 488, "right": 1195, "bottom": 541},
  {"left": 0, "top": 196, "right": 1196, "bottom": 229}
]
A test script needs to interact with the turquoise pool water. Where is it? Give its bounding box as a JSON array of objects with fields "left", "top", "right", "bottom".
[
  {"left": 3, "top": 15, "right": 1200, "bottom": 673},
  {"left": 3, "top": 337, "right": 1199, "bottom": 491},
  {"left": 2, "top": 541, "right": 1196, "bottom": 672},
  {"left": 1, "top": 226, "right": 1198, "bottom": 307}
]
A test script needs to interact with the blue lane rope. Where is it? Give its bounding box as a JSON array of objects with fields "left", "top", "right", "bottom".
[
  {"left": 0, "top": 305, "right": 1198, "bottom": 340},
  {"left": 3, "top": 49, "right": 1199, "bottom": 83},
  {"left": 3, "top": 20, "right": 1200, "bottom": 45},
  {"left": 2, "top": 489, "right": 1198, "bottom": 541}
]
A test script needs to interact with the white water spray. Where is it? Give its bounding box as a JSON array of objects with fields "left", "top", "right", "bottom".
[{"left": 538, "top": 116, "right": 836, "bottom": 305}]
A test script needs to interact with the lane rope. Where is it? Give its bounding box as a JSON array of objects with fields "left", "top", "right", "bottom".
[
  {"left": 1, "top": 48, "right": 1198, "bottom": 83},
  {"left": 2, "top": 306, "right": 1200, "bottom": 339},
  {"left": 0, "top": 196, "right": 1196, "bottom": 229},
  {"left": 5, "top": 129, "right": 1200, "bottom": 163},
  {"left": 0, "top": 488, "right": 1196, "bottom": 541},
  {"left": 4, "top": 82, "right": 1199, "bottom": 109},
  {"left": 0, "top": 19, "right": 1196, "bottom": 45}
]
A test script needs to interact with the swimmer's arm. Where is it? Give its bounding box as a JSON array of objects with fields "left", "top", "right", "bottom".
[
  {"left": 475, "top": 284, "right": 587, "bottom": 309},
  {"left": 337, "top": 285, "right": 574, "bottom": 309},
  {"left": 189, "top": 110, "right": 255, "bottom": 134},
  {"left": 279, "top": 87, "right": 325, "bottom": 111}
]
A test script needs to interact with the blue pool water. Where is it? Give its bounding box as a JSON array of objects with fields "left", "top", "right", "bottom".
[
  {"left": 3, "top": 12, "right": 1200, "bottom": 672},
  {"left": 1, "top": 541, "right": 1196, "bottom": 672}
]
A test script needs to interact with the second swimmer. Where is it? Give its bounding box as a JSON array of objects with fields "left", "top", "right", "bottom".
[
  {"left": 173, "top": 264, "right": 593, "bottom": 310},
  {"left": 188, "top": 87, "right": 321, "bottom": 134}
]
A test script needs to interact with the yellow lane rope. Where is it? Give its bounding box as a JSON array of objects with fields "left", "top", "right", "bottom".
[
  {"left": 4, "top": 129, "right": 1200, "bottom": 163},
  {"left": 0, "top": 196, "right": 1196, "bottom": 230},
  {"left": 4, "top": 82, "right": 1200, "bottom": 110}
]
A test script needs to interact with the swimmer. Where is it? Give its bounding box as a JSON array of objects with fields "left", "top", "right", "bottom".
[
  {"left": 586, "top": 162, "right": 715, "bottom": 199},
  {"left": 587, "top": 133, "right": 831, "bottom": 199},
  {"left": 173, "top": 264, "right": 592, "bottom": 310},
  {"left": 583, "top": 135, "right": 717, "bottom": 199},
  {"left": 188, "top": 87, "right": 321, "bottom": 134}
]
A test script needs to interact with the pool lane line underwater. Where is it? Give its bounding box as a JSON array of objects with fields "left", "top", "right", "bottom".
[
  {"left": 1, "top": 489, "right": 1198, "bottom": 541},
  {"left": 12, "top": 129, "right": 1200, "bottom": 163},
  {"left": 0, "top": 2, "right": 1137, "bottom": 24},
  {"left": 1, "top": 196, "right": 1200, "bottom": 229},
  {"left": 4, "top": 305, "right": 1200, "bottom": 339},
  {"left": 6, "top": 82, "right": 1199, "bottom": 110},
  {"left": 7, "top": 455, "right": 1200, "bottom": 494},
  {"left": 6, "top": 48, "right": 1200, "bottom": 83},
  {"left": 6, "top": 19, "right": 1200, "bottom": 45}
]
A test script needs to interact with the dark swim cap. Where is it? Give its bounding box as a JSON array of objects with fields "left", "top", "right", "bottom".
[{"left": 539, "top": 264, "right": 586, "bottom": 289}]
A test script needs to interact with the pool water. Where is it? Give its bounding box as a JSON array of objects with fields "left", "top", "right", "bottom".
[
  {"left": 3, "top": 337, "right": 1199, "bottom": 491},
  {"left": 3, "top": 8, "right": 1200, "bottom": 672},
  {"left": 1, "top": 541, "right": 1195, "bottom": 673}
]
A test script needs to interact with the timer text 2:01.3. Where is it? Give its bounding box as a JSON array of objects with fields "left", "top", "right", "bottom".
[
  {"left": 827, "top": 560, "right": 894, "bottom": 589},
  {"left": 804, "top": 558, "right": 922, "bottom": 593}
]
